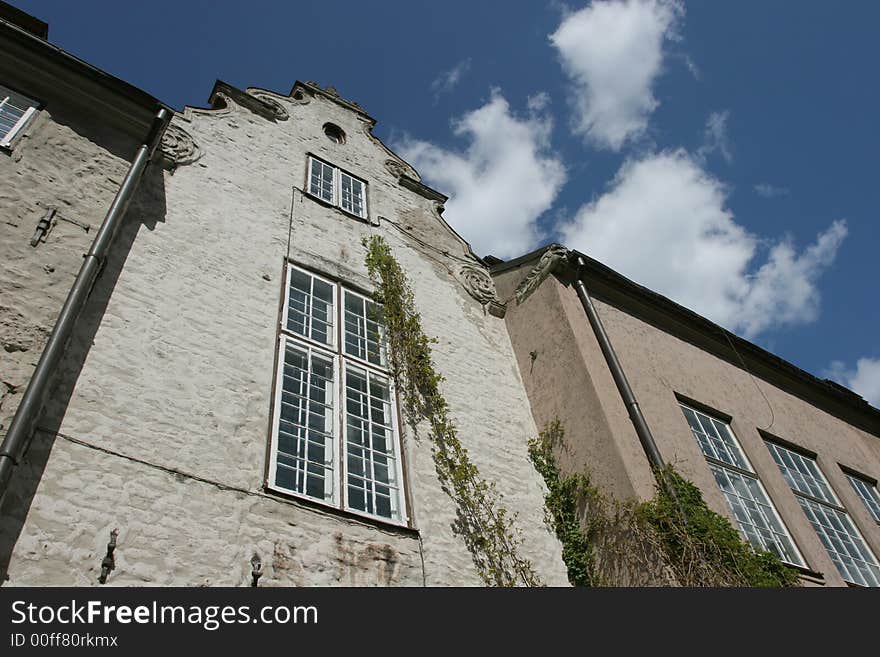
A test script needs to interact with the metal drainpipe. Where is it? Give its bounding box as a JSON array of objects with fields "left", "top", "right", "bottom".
[
  {"left": 570, "top": 254, "right": 683, "bottom": 508},
  {"left": 0, "top": 107, "right": 171, "bottom": 503}
]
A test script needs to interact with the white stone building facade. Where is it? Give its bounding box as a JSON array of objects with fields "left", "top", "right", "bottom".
[{"left": 0, "top": 14, "right": 568, "bottom": 585}]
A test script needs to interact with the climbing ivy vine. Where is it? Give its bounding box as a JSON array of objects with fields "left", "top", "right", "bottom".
[
  {"left": 363, "top": 235, "right": 541, "bottom": 586},
  {"left": 529, "top": 420, "right": 800, "bottom": 587}
]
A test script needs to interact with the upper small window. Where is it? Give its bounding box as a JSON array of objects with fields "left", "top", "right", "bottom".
[
  {"left": 323, "top": 123, "right": 346, "bottom": 144},
  {"left": 307, "top": 155, "right": 367, "bottom": 219},
  {"left": 0, "top": 84, "right": 38, "bottom": 148}
]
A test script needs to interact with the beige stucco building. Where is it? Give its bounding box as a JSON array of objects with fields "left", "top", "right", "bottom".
[
  {"left": 493, "top": 245, "right": 880, "bottom": 587},
  {"left": 2, "top": 5, "right": 878, "bottom": 588}
]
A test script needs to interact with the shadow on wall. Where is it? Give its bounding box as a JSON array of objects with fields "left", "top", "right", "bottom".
[{"left": 0, "top": 162, "right": 167, "bottom": 582}]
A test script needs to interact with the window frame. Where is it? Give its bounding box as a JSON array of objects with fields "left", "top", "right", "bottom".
[
  {"left": 0, "top": 83, "right": 39, "bottom": 149},
  {"left": 340, "top": 287, "right": 388, "bottom": 370},
  {"left": 267, "top": 262, "right": 409, "bottom": 527},
  {"left": 306, "top": 154, "right": 368, "bottom": 220},
  {"left": 269, "top": 335, "right": 340, "bottom": 506},
  {"left": 843, "top": 469, "right": 880, "bottom": 524},
  {"left": 678, "top": 401, "right": 805, "bottom": 567},
  {"left": 340, "top": 357, "right": 406, "bottom": 521},
  {"left": 765, "top": 440, "right": 880, "bottom": 587},
  {"left": 280, "top": 265, "right": 338, "bottom": 350}
]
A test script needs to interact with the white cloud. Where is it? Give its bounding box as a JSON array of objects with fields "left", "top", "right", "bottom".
[
  {"left": 754, "top": 183, "right": 790, "bottom": 198},
  {"left": 684, "top": 53, "right": 701, "bottom": 80},
  {"left": 396, "top": 91, "right": 566, "bottom": 258},
  {"left": 697, "top": 110, "right": 732, "bottom": 163},
  {"left": 550, "top": 0, "right": 683, "bottom": 150},
  {"left": 559, "top": 149, "right": 847, "bottom": 338},
  {"left": 826, "top": 358, "right": 880, "bottom": 407},
  {"left": 527, "top": 91, "right": 551, "bottom": 112},
  {"left": 431, "top": 59, "right": 472, "bottom": 99}
]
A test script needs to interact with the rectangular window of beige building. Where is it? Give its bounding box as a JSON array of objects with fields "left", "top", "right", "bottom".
[
  {"left": 679, "top": 402, "right": 804, "bottom": 566},
  {"left": 766, "top": 442, "right": 880, "bottom": 587}
]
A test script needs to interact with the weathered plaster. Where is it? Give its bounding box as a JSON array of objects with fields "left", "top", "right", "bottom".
[
  {"left": 2, "top": 84, "right": 567, "bottom": 586},
  {"left": 497, "top": 258, "right": 880, "bottom": 587}
]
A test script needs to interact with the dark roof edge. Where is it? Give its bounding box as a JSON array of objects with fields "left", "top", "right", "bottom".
[
  {"left": 0, "top": 2, "right": 47, "bottom": 38},
  {"left": 0, "top": 16, "right": 172, "bottom": 114},
  {"left": 491, "top": 244, "right": 880, "bottom": 436},
  {"left": 399, "top": 174, "right": 448, "bottom": 203}
]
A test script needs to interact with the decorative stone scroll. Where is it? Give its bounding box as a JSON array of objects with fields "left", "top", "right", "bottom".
[
  {"left": 160, "top": 123, "right": 201, "bottom": 167},
  {"left": 515, "top": 244, "right": 571, "bottom": 305},
  {"left": 248, "top": 92, "right": 289, "bottom": 121},
  {"left": 384, "top": 159, "right": 407, "bottom": 179},
  {"left": 458, "top": 265, "right": 506, "bottom": 317},
  {"left": 460, "top": 265, "right": 498, "bottom": 304}
]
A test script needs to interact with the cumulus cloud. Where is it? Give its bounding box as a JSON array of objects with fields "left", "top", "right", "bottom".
[
  {"left": 431, "top": 59, "right": 472, "bottom": 99},
  {"left": 825, "top": 358, "right": 880, "bottom": 407},
  {"left": 396, "top": 91, "right": 566, "bottom": 258},
  {"left": 559, "top": 149, "right": 847, "bottom": 338},
  {"left": 550, "top": 0, "right": 683, "bottom": 150},
  {"left": 754, "top": 183, "right": 790, "bottom": 198},
  {"left": 697, "top": 110, "right": 732, "bottom": 163}
]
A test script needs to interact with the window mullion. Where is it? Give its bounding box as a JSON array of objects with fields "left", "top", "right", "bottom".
[
  {"left": 307, "top": 275, "right": 315, "bottom": 344},
  {"left": 704, "top": 455, "right": 754, "bottom": 479},
  {"left": 337, "top": 353, "right": 345, "bottom": 510},
  {"left": 300, "top": 344, "right": 314, "bottom": 495},
  {"left": 365, "top": 372, "right": 377, "bottom": 516}
]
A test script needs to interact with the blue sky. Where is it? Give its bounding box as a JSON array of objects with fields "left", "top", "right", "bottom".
[{"left": 12, "top": 1, "right": 880, "bottom": 404}]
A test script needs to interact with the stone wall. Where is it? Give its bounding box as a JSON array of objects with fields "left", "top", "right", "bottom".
[
  {"left": 0, "top": 103, "right": 138, "bottom": 437},
  {"left": 1, "top": 84, "right": 567, "bottom": 586}
]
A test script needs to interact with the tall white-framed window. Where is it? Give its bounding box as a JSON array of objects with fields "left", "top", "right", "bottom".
[
  {"left": 307, "top": 155, "right": 367, "bottom": 219},
  {"left": 765, "top": 441, "right": 880, "bottom": 587},
  {"left": 269, "top": 263, "right": 406, "bottom": 524},
  {"left": 845, "top": 471, "right": 880, "bottom": 523},
  {"left": 679, "top": 402, "right": 804, "bottom": 566},
  {"left": 0, "top": 84, "right": 38, "bottom": 148}
]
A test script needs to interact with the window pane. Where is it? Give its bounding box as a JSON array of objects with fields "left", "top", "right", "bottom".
[
  {"left": 308, "top": 157, "right": 334, "bottom": 203},
  {"left": 274, "top": 341, "right": 335, "bottom": 502},
  {"left": 679, "top": 404, "right": 749, "bottom": 470},
  {"left": 709, "top": 463, "right": 803, "bottom": 566},
  {"left": 344, "top": 365, "right": 399, "bottom": 520},
  {"left": 846, "top": 474, "right": 880, "bottom": 522},
  {"left": 765, "top": 442, "right": 837, "bottom": 504},
  {"left": 343, "top": 290, "right": 386, "bottom": 367},
  {"left": 0, "top": 85, "right": 36, "bottom": 143},
  {"left": 797, "top": 496, "right": 880, "bottom": 586},
  {"left": 340, "top": 171, "right": 365, "bottom": 217},
  {"left": 286, "top": 267, "right": 334, "bottom": 346}
]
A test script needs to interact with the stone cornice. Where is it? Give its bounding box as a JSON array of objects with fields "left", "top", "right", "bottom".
[
  {"left": 291, "top": 80, "right": 375, "bottom": 124},
  {"left": 208, "top": 80, "right": 289, "bottom": 122},
  {"left": 398, "top": 174, "right": 448, "bottom": 203}
]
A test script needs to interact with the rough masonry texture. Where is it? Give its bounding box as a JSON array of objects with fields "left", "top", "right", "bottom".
[{"left": 1, "top": 82, "right": 568, "bottom": 586}]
